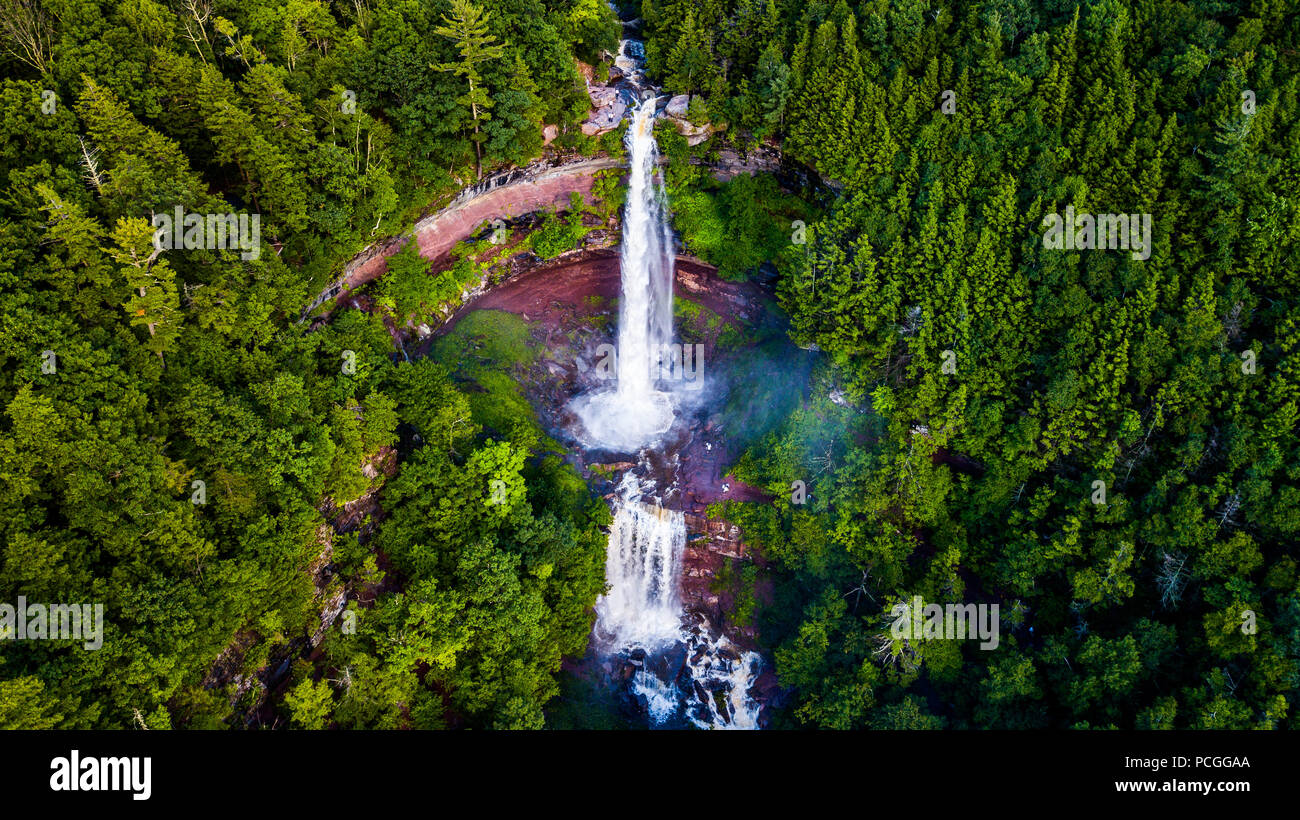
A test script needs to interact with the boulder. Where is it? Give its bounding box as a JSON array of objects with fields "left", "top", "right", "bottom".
[
  {"left": 665, "top": 94, "right": 690, "bottom": 118},
  {"left": 675, "top": 123, "right": 712, "bottom": 145},
  {"left": 582, "top": 100, "right": 626, "bottom": 135},
  {"left": 588, "top": 85, "right": 618, "bottom": 108},
  {"left": 541, "top": 124, "right": 558, "bottom": 145}
]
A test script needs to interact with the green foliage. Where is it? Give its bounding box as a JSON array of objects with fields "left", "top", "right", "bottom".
[
  {"left": 0, "top": 675, "right": 65, "bottom": 729},
  {"left": 374, "top": 239, "right": 438, "bottom": 324},
  {"left": 3, "top": 0, "right": 1297, "bottom": 734},
  {"left": 591, "top": 167, "right": 626, "bottom": 218},
  {"left": 284, "top": 671, "right": 334, "bottom": 729},
  {"left": 560, "top": 0, "right": 621, "bottom": 65},
  {"left": 529, "top": 196, "right": 590, "bottom": 259},
  {"left": 659, "top": 129, "right": 817, "bottom": 279},
  {"left": 431, "top": 0, "right": 508, "bottom": 179},
  {"left": 650, "top": 0, "right": 1300, "bottom": 729},
  {"left": 0, "top": 0, "right": 613, "bottom": 729}
]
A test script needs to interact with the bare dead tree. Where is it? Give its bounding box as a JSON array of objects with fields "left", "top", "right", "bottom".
[
  {"left": 1156, "top": 550, "right": 1188, "bottom": 609},
  {"left": 177, "top": 0, "right": 214, "bottom": 65},
  {"left": 351, "top": 0, "right": 371, "bottom": 31},
  {"left": 899, "top": 304, "right": 923, "bottom": 336},
  {"left": 1069, "top": 601, "right": 1089, "bottom": 640},
  {"left": 808, "top": 438, "right": 836, "bottom": 479},
  {"left": 0, "top": 0, "right": 54, "bottom": 74},
  {"left": 873, "top": 631, "right": 920, "bottom": 674},
  {"left": 1011, "top": 481, "right": 1027, "bottom": 506},
  {"left": 325, "top": 665, "right": 354, "bottom": 693},
  {"left": 1216, "top": 490, "right": 1241, "bottom": 532},
  {"left": 842, "top": 568, "right": 875, "bottom": 611},
  {"left": 1121, "top": 401, "right": 1163, "bottom": 486},
  {"left": 77, "top": 135, "right": 104, "bottom": 192}
]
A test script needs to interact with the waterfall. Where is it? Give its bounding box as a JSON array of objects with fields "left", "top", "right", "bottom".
[
  {"left": 573, "top": 18, "right": 764, "bottom": 729},
  {"left": 613, "top": 98, "right": 675, "bottom": 408},
  {"left": 593, "top": 474, "right": 684, "bottom": 650},
  {"left": 572, "top": 98, "right": 676, "bottom": 452},
  {"left": 592, "top": 475, "right": 763, "bottom": 729}
]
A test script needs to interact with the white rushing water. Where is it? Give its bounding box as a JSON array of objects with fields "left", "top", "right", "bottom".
[
  {"left": 614, "top": 38, "right": 649, "bottom": 98},
  {"left": 593, "top": 474, "right": 684, "bottom": 650},
  {"left": 681, "top": 634, "right": 764, "bottom": 730},
  {"left": 593, "top": 474, "right": 763, "bottom": 729},
  {"left": 572, "top": 97, "right": 676, "bottom": 452}
]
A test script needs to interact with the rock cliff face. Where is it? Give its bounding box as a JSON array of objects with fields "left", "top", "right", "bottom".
[
  {"left": 682, "top": 515, "right": 744, "bottom": 603},
  {"left": 301, "top": 156, "right": 623, "bottom": 320},
  {"left": 432, "top": 247, "right": 775, "bottom": 659},
  {"left": 708, "top": 145, "right": 783, "bottom": 181},
  {"left": 302, "top": 113, "right": 818, "bottom": 325}
]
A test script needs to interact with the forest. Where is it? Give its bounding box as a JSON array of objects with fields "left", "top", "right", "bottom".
[
  {"left": 0, "top": 0, "right": 1297, "bottom": 731},
  {"left": 648, "top": 0, "right": 1299, "bottom": 728},
  {"left": 0, "top": 0, "right": 620, "bottom": 729}
]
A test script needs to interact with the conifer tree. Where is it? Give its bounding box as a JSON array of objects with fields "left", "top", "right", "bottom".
[{"left": 432, "top": 0, "right": 505, "bottom": 180}]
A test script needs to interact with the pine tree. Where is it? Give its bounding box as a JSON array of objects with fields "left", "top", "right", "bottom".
[{"left": 432, "top": 0, "right": 505, "bottom": 181}]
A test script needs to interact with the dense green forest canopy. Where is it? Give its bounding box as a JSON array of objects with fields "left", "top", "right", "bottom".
[
  {"left": 0, "top": 0, "right": 617, "bottom": 729},
  {"left": 0, "top": 0, "right": 1297, "bottom": 731},
  {"left": 641, "top": 0, "right": 1299, "bottom": 728}
]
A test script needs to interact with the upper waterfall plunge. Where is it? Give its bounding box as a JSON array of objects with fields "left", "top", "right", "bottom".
[{"left": 571, "top": 97, "right": 676, "bottom": 452}]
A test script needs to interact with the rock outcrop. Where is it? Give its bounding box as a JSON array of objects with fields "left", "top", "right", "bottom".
[
  {"left": 707, "top": 145, "right": 783, "bottom": 181},
  {"left": 661, "top": 94, "right": 716, "bottom": 146},
  {"left": 680, "top": 512, "right": 758, "bottom": 641},
  {"left": 583, "top": 100, "right": 626, "bottom": 135},
  {"left": 302, "top": 155, "right": 624, "bottom": 319},
  {"left": 581, "top": 65, "right": 627, "bottom": 136}
]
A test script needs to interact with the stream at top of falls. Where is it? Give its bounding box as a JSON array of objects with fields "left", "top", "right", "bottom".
[{"left": 565, "top": 21, "right": 765, "bottom": 729}]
